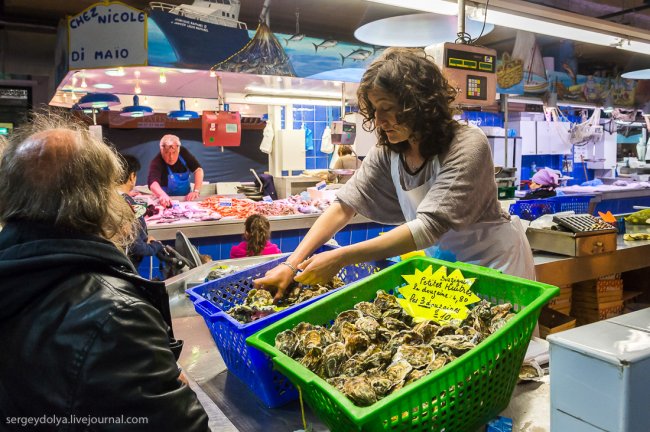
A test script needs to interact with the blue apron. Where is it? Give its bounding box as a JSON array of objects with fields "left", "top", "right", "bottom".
[{"left": 163, "top": 155, "right": 191, "bottom": 196}]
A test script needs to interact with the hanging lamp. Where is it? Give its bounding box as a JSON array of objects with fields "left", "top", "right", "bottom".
[
  {"left": 120, "top": 95, "right": 154, "bottom": 117},
  {"left": 168, "top": 99, "right": 199, "bottom": 121},
  {"left": 77, "top": 92, "right": 121, "bottom": 109}
]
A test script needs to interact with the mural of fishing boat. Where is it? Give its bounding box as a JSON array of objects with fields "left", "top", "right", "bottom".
[
  {"left": 148, "top": 1, "right": 251, "bottom": 68},
  {"left": 512, "top": 31, "right": 549, "bottom": 94}
]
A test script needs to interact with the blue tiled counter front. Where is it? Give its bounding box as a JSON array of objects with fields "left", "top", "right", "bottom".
[{"left": 142, "top": 214, "right": 395, "bottom": 279}]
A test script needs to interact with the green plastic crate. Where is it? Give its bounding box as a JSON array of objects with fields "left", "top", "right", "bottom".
[{"left": 248, "top": 257, "right": 559, "bottom": 432}]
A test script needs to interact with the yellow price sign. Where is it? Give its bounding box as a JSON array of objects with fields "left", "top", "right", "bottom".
[{"left": 396, "top": 265, "right": 481, "bottom": 324}]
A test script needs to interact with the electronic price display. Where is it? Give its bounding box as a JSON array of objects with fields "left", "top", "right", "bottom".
[{"left": 426, "top": 43, "right": 497, "bottom": 107}]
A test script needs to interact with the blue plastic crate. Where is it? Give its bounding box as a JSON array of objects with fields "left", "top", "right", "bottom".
[
  {"left": 509, "top": 200, "right": 556, "bottom": 221},
  {"left": 186, "top": 246, "right": 391, "bottom": 408},
  {"left": 547, "top": 195, "right": 594, "bottom": 214},
  {"left": 510, "top": 195, "right": 594, "bottom": 221}
]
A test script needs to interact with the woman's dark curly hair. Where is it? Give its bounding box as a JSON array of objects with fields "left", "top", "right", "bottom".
[{"left": 357, "top": 47, "right": 459, "bottom": 158}]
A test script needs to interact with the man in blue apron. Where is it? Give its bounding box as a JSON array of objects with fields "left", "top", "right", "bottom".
[
  {"left": 254, "top": 48, "right": 535, "bottom": 303},
  {"left": 147, "top": 134, "right": 204, "bottom": 207}
]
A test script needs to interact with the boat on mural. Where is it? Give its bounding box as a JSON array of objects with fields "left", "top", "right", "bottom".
[
  {"left": 512, "top": 31, "right": 549, "bottom": 94},
  {"left": 148, "top": 0, "right": 251, "bottom": 68}
]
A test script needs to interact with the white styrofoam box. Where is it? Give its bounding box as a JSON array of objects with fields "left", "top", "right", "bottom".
[
  {"left": 536, "top": 121, "right": 572, "bottom": 155},
  {"left": 278, "top": 129, "right": 306, "bottom": 171},
  {"left": 548, "top": 313, "right": 650, "bottom": 432},
  {"left": 510, "top": 120, "right": 537, "bottom": 155},
  {"left": 307, "top": 187, "right": 337, "bottom": 201},
  {"left": 215, "top": 182, "right": 242, "bottom": 195}
]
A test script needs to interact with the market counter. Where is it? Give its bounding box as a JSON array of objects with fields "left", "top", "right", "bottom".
[
  {"left": 148, "top": 213, "right": 373, "bottom": 241},
  {"left": 533, "top": 229, "right": 650, "bottom": 286}
]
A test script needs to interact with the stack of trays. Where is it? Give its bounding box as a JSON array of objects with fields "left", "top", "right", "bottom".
[
  {"left": 237, "top": 185, "right": 263, "bottom": 201},
  {"left": 572, "top": 274, "right": 624, "bottom": 324},
  {"left": 546, "top": 284, "right": 572, "bottom": 315}
]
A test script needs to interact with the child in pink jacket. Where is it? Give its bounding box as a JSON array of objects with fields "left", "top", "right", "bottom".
[{"left": 230, "top": 214, "right": 282, "bottom": 258}]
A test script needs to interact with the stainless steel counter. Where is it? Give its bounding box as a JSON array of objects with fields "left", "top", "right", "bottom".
[
  {"left": 149, "top": 213, "right": 372, "bottom": 241},
  {"left": 533, "top": 228, "right": 650, "bottom": 286}
]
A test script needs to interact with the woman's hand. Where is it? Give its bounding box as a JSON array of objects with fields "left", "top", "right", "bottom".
[
  {"left": 158, "top": 192, "right": 172, "bottom": 208},
  {"left": 253, "top": 264, "right": 296, "bottom": 304},
  {"left": 294, "top": 249, "right": 345, "bottom": 286}
]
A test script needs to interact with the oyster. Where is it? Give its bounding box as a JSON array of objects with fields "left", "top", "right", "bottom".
[
  {"left": 362, "top": 348, "right": 392, "bottom": 370},
  {"left": 337, "top": 321, "right": 358, "bottom": 341},
  {"left": 386, "top": 330, "right": 423, "bottom": 355},
  {"left": 293, "top": 322, "right": 316, "bottom": 338},
  {"left": 344, "top": 331, "right": 370, "bottom": 357},
  {"left": 386, "top": 359, "right": 413, "bottom": 384},
  {"left": 490, "top": 312, "right": 515, "bottom": 334},
  {"left": 404, "top": 368, "right": 429, "bottom": 386},
  {"left": 326, "top": 376, "right": 347, "bottom": 391},
  {"left": 355, "top": 316, "right": 381, "bottom": 340},
  {"left": 274, "top": 329, "right": 299, "bottom": 357},
  {"left": 321, "top": 342, "right": 347, "bottom": 378},
  {"left": 299, "top": 347, "right": 323, "bottom": 372},
  {"left": 340, "top": 356, "right": 367, "bottom": 377},
  {"left": 354, "top": 301, "right": 382, "bottom": 319},
  {"left": 393, "top": 344, "right": 435, "bottom": 369},
  {"left": 368, "top": 376, "right": 393, "bottom": 398},
  {"left": 426, "top": 354, "right": 449, "bottom": 372},
  {"left": 333, "top": 310, "right": 363, "bottom": 332},
  {"left": 412, "top": 320, "right": 438, "bottom": 343},
  {"left": 343, "top": 376, "right": 377, "bottom": 407},
  {"left": 381, "top": 316, "right": 410, "bottom": 332},
  {"left": 455, "top": 325, "right": 484, "bottom": 344},
  {"left": 374, "top": 290, "right": 400, "bottom": 311},
  {"left": 302, "top": 329, "right": 326, "bottom": 350},
  {"left": 246, "top": 288, "right": 274, "bottom": 307},
  {"left": 227, "top": 305, "right": 254, "bottom": 323},
  {"left": 435, "top": 324, "right": 458, "bottom": 337}
]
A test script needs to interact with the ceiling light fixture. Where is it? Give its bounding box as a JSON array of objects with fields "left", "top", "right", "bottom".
[
  {"left": 209, "top": 70, "right": 217, "bottom": 78},
  {"left": 367, "top": 0, "right": 650, "bottom": 55},
  {"left": 80, "top": 77, "right": 88, "bottom": 88},
  {"left": 120, "top": 95, "right": 154, "bottom": 117},
  {"left": 159, "top": 70, "right": 167, "bottom": 84},
  {"left": 244, "top": 95, "right": 342, "bottom": 107},
  {"left": 134, "top": 82, "right": 142, "bottom": 94},
  {"left": 77, "top": 92, "right": 121, "bottom": 109},
  {"left": 622, "top": 69, "right": 650, "bottom": 79},
  {"left": 245, "top": 86, "right": 342, "bottom": 99},
  {"left": 93, "top": 83, "right": 114, "bottom": 89},
  {"left": 168, "top": 99, "right": 199, "bottom": 120},
  {"left": 105, "top": 67, "right": 126, "bottom": 77}
]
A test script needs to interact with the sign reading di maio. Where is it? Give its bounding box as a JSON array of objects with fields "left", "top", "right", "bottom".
[{"left": 68, "top": 2, "right": 147, "bottom": 69}]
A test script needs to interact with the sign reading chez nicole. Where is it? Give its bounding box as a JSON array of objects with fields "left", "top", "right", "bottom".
[{"left": 68, "top": 2, "right": 147, "bottom": 69}]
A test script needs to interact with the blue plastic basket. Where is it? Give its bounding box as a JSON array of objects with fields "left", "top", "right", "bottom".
[
  {"left": 509, "top": 195, "right": 594, "bottom": 220},
  {"left": 547, "top": 195, "right": 594, "bottom": 213},
  {"left": 186, "top": 246, "right": 390, "bottom": 408}
]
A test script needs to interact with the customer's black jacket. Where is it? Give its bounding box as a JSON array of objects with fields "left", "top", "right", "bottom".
[{"left": 0, "top": 222, "right": 209, "bottom": 431}]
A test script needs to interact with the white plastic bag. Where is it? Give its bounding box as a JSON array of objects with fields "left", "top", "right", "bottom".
[
  {"left": 320, "top": 125, "right": 334, "bottom": 154},
  {"left": 260, "top": 122, "right": 274, "bottom": 154}
]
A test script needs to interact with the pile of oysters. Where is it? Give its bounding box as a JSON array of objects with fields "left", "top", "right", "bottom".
[
  {"left": 227, "top": 276, "right": 345, "bottom": 323},
  {"left": 274, "top": 290, "right": 514, "bottom": 407}
]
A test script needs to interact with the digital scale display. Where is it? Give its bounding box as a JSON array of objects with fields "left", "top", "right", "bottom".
[{"left": 446, "top": 48, "right": 495, "bottom": 73}]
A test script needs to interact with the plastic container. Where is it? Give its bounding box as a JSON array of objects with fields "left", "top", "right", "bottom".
[
  {"left": 509, "top": 195, "right": 594, "bottom": 220},
  {"left": 498, "top": 186, "right": 516, "bottom": 199},
  {"left": 186, "top": 246, "right": 390, "bottom": 408},
  {"left": 248, "top": 257, "right": 559, "bottom": 432}
]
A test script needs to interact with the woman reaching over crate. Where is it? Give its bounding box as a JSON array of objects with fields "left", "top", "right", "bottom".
[
  {"left": 254, "top": 47, "right": 535, "bottom": 303},
  {"left": 230, "top": 214, "right": 281, "bottom": 258}
]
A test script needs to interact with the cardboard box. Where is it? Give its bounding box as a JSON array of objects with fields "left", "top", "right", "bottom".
[
  {"left": 539, "top": 306, "right": 576, "bottom": 339},
  {"left": 548, "top": 309, "right": 650, "bottom": 432},
  {"left": 572, "top": 299, "right": 624, "bottom": 324}
]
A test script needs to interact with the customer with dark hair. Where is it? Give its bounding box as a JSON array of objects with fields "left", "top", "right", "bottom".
[
  {"left": 0, "top": 112, "right": 209, "bottom": 430},
  {"left": 256, "top": 47, "right": 534, "bottom": 302},
  {"left": 230, "top": 214, "right": 282, "bottom": 258},
  {"left": 331, "top": 144, "right": 361, "bottom": 183},
  {"left": 118, "top": 153, "right": 164, "bottom": 267}
]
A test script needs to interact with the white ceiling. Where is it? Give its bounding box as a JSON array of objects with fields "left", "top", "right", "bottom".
[{"left": 51, "top": 66, "right": 358, "bottom": 116}]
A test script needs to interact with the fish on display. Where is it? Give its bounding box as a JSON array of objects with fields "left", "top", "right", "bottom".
[
  {"left": 313, "top": 39, "right": 338, "bottom": 52},
  {"left": 284, "top": 33, "right": 305, "bottom": 46},
  {"left": 340, "top": 48, "right": 372, "bottom": 66}
]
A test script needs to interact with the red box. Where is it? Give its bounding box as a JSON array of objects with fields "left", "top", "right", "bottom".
[{"left": 202, "top": 111, "right": 241, "bottom": 147}]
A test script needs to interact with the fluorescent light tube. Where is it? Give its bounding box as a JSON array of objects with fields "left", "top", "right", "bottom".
[{"left": 245, "top": 95, "right": 342, "bottom": 106}]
